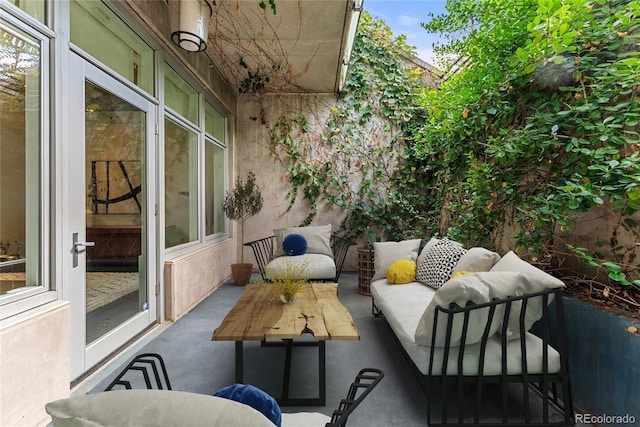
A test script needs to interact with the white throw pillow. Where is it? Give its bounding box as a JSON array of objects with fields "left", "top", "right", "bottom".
[
  {"left": 45, "top": 390, "right": 275, "bottom": 427},
  {"left": 490, "top": 251, "right": 565, "bottom": 340},
  {"left": 415, "top": 271, "right": 514, "bottom": 347},
  {"left": 372, "top": 239, "right": 421, "bottom": 281},
  {"left": 415, "top": 237, "right": 440, "bottom": 267},
  {"left": 452, "top": 247, "right": 501, "bottom": 274},
  {"left": 274, "top": 224, "right": 332, "bottom": 257},
  {"left": 416, "top": 239, "right": 467, "bottom": 289}
]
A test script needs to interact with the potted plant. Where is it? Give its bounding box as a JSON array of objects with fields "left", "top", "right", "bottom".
[{"left": 222, "top": 171, "right": 264, "bottom": 285}]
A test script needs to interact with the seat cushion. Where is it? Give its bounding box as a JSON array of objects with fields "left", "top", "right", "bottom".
[
  {"left": 266, "top": 253, "right": 336, "bottom": 281},
  {"left": 45, "top": 390, "right": 275, "bottom": 427},
  {"left": 281, "top": 412, "right": 331, "bottom": 427}
]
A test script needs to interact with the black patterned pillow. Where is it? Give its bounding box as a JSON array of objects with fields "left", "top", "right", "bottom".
[{"left": 416, "top": 238, "right": 467, "bottom": 289}]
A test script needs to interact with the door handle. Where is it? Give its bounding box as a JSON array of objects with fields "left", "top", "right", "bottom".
[
  {"left": 73, "top": 241, "right": 95, "bottom": 252},
  {"left": 72, "top": 232, "right": 95, "bottom": 267}
]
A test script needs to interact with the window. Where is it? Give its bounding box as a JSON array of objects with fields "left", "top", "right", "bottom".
[
  {"left": 0, "top": 18, "right": 44, "bottom": 302},
  {"left": 163, "top": 64, "right": 227, "bottom": 250},
  {"left": 164, "top": 118, "right": 198, "bottom": 248},
  {"left": 5, "top": 0, "right": 46, "bottom": 24},
  {"left": 70, "top": 0, "right": 154, "bottom": 94},
  {"left": 204, "top": 103, "right": 226, "bottom": 237}
]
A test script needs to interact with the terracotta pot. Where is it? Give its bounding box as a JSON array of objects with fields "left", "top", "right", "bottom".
[{"left": 230, "top": 263, "right": 253, "bottom": 286}]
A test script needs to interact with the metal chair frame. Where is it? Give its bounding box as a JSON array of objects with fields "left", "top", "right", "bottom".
[
  {"left": 325, "top": 368, "right": 385, "bottom": 427},
  {"left": 104, "top": 353, "right": 172, "bottom": 391},
  {"left": 244, "top": 233, "right": 355, "bottom": 282}
]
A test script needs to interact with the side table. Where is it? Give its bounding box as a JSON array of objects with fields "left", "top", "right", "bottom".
[{"left": 357, "top": 247, "right": 374, "bottom": 296}]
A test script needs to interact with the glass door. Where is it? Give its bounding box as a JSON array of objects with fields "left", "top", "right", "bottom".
[{"left": 68, "top": 54, "right": 157, "bottom": 378}]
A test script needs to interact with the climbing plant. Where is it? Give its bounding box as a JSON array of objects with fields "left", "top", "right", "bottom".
[
  {"left": 417, "top": 0, "right": 640, "bottom": 297},
  {"left": 266, "top": 13, "right": 431, "bottom": 240}
]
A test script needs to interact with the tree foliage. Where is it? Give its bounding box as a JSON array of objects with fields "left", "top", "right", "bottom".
[{"left": 419, "top": 0, "right": 640, "bottom": 290}]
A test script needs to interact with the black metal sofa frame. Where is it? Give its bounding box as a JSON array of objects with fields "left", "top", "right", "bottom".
[
  {"left": 373, "top": 288, "right": 575, "bottom": 426},
  {"left": 244, "top": 234, "right": 355, "bottom": 282}
]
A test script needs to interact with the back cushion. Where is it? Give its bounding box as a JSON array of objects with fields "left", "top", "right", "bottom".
[
  {"left": 45, "top": 390, "right": 275, "bottom": 427},
  {"left": 415, "top": 271, "right": 515, "bottom": 347},
  {"left": 372, "top": 239, "right": 421, "bottom": 281},
  {"left": 452, "top": 247, "right": 501, "bottom": 274},
  {"left": 489, "top": 251, "right": 565, "bottom": 340},
  {"left": 274, "top": 224, "right": 332, "bottom": 257}
]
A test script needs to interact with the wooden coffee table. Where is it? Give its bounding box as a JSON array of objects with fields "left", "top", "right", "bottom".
[{"left": 212, "top": 282, "right": 360, "bottom": 406}]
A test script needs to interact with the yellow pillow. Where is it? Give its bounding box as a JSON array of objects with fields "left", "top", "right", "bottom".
[
  {"left": 387, "top": 259, "right": 417, "bottom": 284},
  {"left": 450, "top": 270, "right": 471, "bottom": 280}
]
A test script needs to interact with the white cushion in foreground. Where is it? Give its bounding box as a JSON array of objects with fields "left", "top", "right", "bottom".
[
  {"left": 281, "top": 411, "right": 331, "bottom": 427},
  {"left": 45, "top": 389, "right": 275, "bottom": 427}
]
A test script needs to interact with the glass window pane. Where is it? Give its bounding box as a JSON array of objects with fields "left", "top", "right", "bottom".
[
  {"left": 205, "top": 102, "right": 225, "bottom": 142},
  {"left": 164, "top": 63, "right": 199, "bottom": 125},
  {"left": 0, "top": 20, "right": 42, "bottom": 296},
  {"left": 70, "top": 0, "right": 154, "bottom": 94},
  {"left": 205, "top": 141, "right": 224, "bottom": 236},
  {"left": 164, "top": 118, "right": 198, "bottom": 248},
  {"left": 6, "top": 1, "right": 46, "bottom": 24}
]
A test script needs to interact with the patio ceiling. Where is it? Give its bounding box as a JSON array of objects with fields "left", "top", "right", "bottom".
[{"left": 206, "top": 0, "right": 361, "bottom": 93}]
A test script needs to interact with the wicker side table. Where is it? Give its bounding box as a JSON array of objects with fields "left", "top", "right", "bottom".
[{"left": 357, "top": 247, "right": 374, "bottom": 296}]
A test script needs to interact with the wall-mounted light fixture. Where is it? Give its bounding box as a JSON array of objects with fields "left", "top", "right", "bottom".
[{"left": 171, "top": 0, "right": 213, "bottom": 52}]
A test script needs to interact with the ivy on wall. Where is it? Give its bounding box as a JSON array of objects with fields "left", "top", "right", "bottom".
[
  {"left": 263, "top": 1, "right": 639, "bottom": 302},
  {"left": 418, "top": 0, "right": 640, "bottom": 293}
]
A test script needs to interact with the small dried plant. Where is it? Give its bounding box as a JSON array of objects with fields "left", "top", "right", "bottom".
[{"left": 264, "top": 258, "right": 311, "bottom": 303}]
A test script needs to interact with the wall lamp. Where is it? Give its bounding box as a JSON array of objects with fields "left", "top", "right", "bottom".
[{"left": 171, "top": 0, "right": 213, "bottom": 52}]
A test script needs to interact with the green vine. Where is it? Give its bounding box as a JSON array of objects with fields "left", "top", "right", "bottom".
[{"left": 262, "top": 1, "right": 639, "bottom": 303}]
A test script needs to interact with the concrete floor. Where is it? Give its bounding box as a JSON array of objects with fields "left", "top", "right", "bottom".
[{"left": 78, "top": 272, "right": 587, "bottom": 426}]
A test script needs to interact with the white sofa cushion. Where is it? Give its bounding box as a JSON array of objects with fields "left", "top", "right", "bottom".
[
  {"left": 266, "top": 253, "right": 336, "bottom": 280},
  {"left": 281, "top": 411, "right": 331, "bottom": 427},
  {"left": 372, "top": 239, "right": 421, "bottom": 281},
  {"left": 452, "top": 247, "right": 501, "bottom": 274},
  {"left": 414, "top": 272, "right": 517, "bottom": 346},
  {"left": 45, "top": 390, "right": 275, "bottom": 427},
  {"left": 274, "top": 224, "right": 332, "bottom": 257},
  {"left": 490, "top": 251, "right": 565, "bottom": 340}
]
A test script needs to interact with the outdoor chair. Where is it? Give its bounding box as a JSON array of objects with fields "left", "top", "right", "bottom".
[
  {"left": 101, "top": 353, "right": 384, "bottom": 427},
  {"left": 104, "top": 353, "right": 172, "bottom": 391},
  {"left": 245, "top": 227, "right": 355, "bottom": 282}
]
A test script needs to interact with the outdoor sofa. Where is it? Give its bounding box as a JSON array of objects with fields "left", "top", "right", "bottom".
[
  {"left": 370, "top": 238, "right": 575, "bottom": 426},
  {"left": 244, "top": 224, "right": 354, "bottom": 282}
]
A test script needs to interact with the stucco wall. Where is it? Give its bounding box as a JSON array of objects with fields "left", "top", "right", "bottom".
[
  {"left": 164, "top": 240, "right": 235, "bottom": 321},
  {"left": 0, "top": 302, "right": 70, "bottom": 427},
  {"left": 234, "top": 94, "right": 358, "bottom": 270}
]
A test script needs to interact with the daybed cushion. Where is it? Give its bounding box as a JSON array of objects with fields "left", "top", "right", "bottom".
[
  {"left": 266, "top": 253, "right": 336, "bottom": 281},
  {"left": 274, "top": 225, "right": 332, "bottom": 258},
  {"left": 452, "top": 247, "right": 501, "bottom": 274},
  {"left": 414, "top": 271, "right": 516, "bottom": 346},
  {"left": 45, "top": 390, "right": 275, "bottom": 427},
  {"left": 490, "top": 251, "right": 565, "bottom": 340},
  {"left": 372, "top": 239, "right": 421, "bottom": 281},
  {"left": 281, "top": 412, "right": 331, "bottom": 427}
]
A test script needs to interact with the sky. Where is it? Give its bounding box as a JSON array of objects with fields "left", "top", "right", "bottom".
[{"left": 364, "top": 0, "right": 448, "bottom": 66}]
